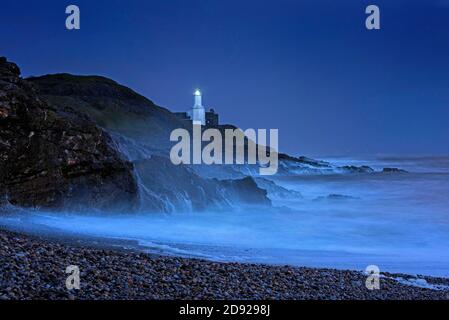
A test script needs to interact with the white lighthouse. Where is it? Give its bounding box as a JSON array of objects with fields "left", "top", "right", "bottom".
[{"left": 190, "top": 89, "right": 205, "bottom": 125}]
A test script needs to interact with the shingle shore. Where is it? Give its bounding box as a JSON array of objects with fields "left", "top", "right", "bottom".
[{"left": 1, "top": 230, "right": 448, "bottom": 300}]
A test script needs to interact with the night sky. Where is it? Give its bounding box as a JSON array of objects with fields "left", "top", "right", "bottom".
[{"left": 1, "top": 0, "right": 449, "bottom": 156}]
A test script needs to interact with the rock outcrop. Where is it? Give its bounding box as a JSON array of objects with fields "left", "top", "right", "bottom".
[
  {"left": 135, "top": 156, "right": 271, "bottom": 212},
  {"left": 339, "top": 165, "right": 375, "bottom": 173},
  {"left": 0, "top": 57, "right": 138, "bottom": 211},
  {"left": 382, "top": 167, "right": 408, "bottom": 174}
]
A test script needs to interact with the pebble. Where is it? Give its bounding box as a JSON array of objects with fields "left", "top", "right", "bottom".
[{"left": 0, "top": 230, "right": 448, "bottom": 300}]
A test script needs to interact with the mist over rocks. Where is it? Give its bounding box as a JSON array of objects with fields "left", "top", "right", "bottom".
[
  {"left": 255, "top": 178, "right": 302, "bottom": 200},
  {"left": 135, "top": 155, "right": 270, "bottom": 212},
  {"left": 0, "top": 57, "right": 138, "bottom": 211}
]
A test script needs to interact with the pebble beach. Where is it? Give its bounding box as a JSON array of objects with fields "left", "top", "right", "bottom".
[{"left": 1, "top": 229, "right": 448, "bottom": 300}]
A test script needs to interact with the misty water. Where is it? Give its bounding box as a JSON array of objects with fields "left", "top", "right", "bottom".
[{"left": 1, "top": 156, "right": 449, "bottom": 277}]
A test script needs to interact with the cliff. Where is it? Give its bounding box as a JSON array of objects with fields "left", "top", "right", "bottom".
[{"left": 0, "top": 57, "right": 138, "bottom": 211}]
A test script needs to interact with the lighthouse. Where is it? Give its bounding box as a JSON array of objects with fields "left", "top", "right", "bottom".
[
  {"left": 174, "top": 89, "right": 219, "bottom": 126},
  {"left": 190, "top": 89, "right": 205, "bottom": 125}
]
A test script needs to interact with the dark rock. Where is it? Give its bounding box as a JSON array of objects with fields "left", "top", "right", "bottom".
[
  {"left": 340, "top": 165, "right": 375, "bottom": 173},
  {"left": 278, "top": 153, "right": 331, "bottom": 168},
  {"left": 219, "top": 176, "right": 271, "bottom": 206},
  {"left": 0, "top": 57, "right": 138, "bottom": 211},
  {"left": 382, "top": 167, "right": 408, "bottom": 173},
  {"left": 255, "top": 178, "right": 302, "bottom": 200},
  {"left": 314, "top": 194, "right": 359, "bottom": 201}
]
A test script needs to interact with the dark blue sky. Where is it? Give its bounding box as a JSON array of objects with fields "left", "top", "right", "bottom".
[{"left": 1, "top": 0, "right": 449, "bottom": 156}]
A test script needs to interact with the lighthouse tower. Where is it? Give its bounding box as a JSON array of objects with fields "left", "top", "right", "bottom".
[{"left": 190, "top": 89, "right": 205, "bottom": 125}]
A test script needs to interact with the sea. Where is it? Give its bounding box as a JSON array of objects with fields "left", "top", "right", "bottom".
[{"left": 1, "top": 155, "right": 449, "bottom": 277}]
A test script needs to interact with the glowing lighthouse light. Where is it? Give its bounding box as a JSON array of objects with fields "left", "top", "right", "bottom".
[{"left": 191, "top": 88, "right": 205, "bottom": 125}]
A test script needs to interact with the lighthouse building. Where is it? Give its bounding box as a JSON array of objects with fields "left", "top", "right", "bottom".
[
  {"left": 174, "top": 89, "right": 219, "bottom": 127},
  {"left": 190, "top": 89, "right": 206, "bottom": 125}
]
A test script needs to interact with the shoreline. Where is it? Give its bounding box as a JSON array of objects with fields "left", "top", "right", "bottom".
[{"left": 1, "top": 229, "right": 448, "bottom": 300}]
